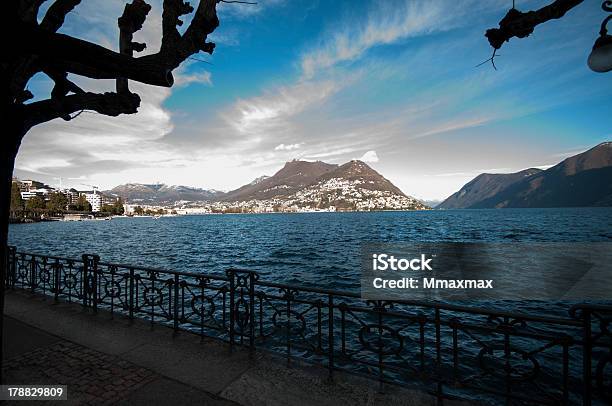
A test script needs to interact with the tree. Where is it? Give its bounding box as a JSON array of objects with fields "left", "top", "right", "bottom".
[
  {"left": 47, "top": 192, "right": 68, "bottom": 213},
  {"left": 0, "top": 0, "right": 224, "bottom": 378},
  {"left": 25, "top": 195, "right": 46, "bottom": 211},
  {"left": 134, "top": 206, "right": 145, "bottom": 215},
  {"left": 113, "top": 197, "right": 125, "bottom": 215},
  {"left": 75, "top": 195, "right": 91, "bottom": 212},
  {"left": 10, "top": 183, "right": 24, "bottom": 214},
  {"left": 483, "top": 0, "right": 607, "bottom": 70}
]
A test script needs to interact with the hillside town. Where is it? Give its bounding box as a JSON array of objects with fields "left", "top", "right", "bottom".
[
  {"left": 10, "top": 159, "right": 430, "bottom": 221},
  {"left": 188, "top": 177, "right": 428, "bottom": 213}
]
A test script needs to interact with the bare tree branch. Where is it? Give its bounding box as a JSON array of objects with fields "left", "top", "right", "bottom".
[
  {"left": 11, "top": 0, "right": 220, "bottom": 87},
  {"left": 158, "top": 0, "right": 219, "bottom": 70},
  {"left": 13, "top": 25, "right": 175, "bottom": 86},
  {"left": 16, "top": 0, "right": 48, "bottom": 23},
  {"left": 8, "top": 0, "right": 81, "bottom": 104},
  {"left": 40, "top": 0, "right": 82, "bottom": 32},
  {"left": 44, "top": 68, "right": 84, "bottom": 99},
  {"left": 485, "top": 0, "right": 584, "bottom": 51},
  {"left": 117, "top": 0, "right": 152, "bottom": 93},
  {"left": 23, "top": 92, "right": 141, "bottom": 129}
]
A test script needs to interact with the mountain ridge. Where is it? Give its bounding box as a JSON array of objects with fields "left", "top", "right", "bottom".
[
  {"left": 219, "top": 160, "right": 338, "bottom": 202},
  {"left": 439, "top": 142, "right": 612, "bottom": 209},
  {"left": 106, "top": 183, "right": 223, "bottom": 203},
  {"left": 438, "top": 168, "right": 543, "bottom": 209}
]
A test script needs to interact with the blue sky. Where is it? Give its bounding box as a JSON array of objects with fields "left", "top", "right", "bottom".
[{"left": 14, "top": 0, "right": 612, "bottom": 200}]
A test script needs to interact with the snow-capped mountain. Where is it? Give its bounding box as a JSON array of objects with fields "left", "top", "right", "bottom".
[{"left": 106, "top": 183, "right": 223, "bottom": 203}]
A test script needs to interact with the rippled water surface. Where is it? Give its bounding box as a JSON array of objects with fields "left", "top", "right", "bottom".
[{"left": 9, "top": 208, "right": 612, "bottom": 293}]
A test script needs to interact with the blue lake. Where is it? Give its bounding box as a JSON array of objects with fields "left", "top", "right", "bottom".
[
  {"left": 9, "top": 208, "right": 612, "bottom": 404},
  {"left": 9, "top": 208, "right": 612, "bottom": 294}
]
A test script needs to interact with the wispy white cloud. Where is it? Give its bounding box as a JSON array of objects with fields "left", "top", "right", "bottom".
[
  {"left": 217, "top": 0, "right": 287, "bottom": 19},
  {"left": 358, "top": 150, "right": 379, "bottom": 163},
  {"left": 300, "top": 0, "right": 456, "bottom": 79},
  {"left": 274, "top": 143, "right": 303, "bottom": 151},
  {"left": 224, "top": 79, "right": 345, "bottom": 136},
  {"left": 174, "top": 70, "right": 213, "bottom": 87}
]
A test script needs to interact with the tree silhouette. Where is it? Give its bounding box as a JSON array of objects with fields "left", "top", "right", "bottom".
[
  {"left": 483, "top": 0, "right": 586, "bottom": 68},
  {"left": 1, "top": 0, "right": 223, "bottom": 381}
]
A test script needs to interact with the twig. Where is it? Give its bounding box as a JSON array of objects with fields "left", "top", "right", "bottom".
[{"left": 476, "top": 48, "right": 500, "bottom": 70}]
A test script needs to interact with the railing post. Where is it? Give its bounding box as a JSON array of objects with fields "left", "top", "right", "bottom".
[
  {"left": 92, "top": 255, "right": 99, "bottom": 312},
  {"left": 173, "top": 274, "right": 180, "bottom": 334},
  {"left": 129, "top": 268, "right": 135, "bottom": 321},
  {"left": 81, "top": 255, "right": 88, "bottom": 307},
  {"left": 226, "top": 268, "right": 259, "bottom": 351},
  {"left": 249, "top": 272, "right": 256, "bottom": 351},
  {"left": 30, "top": 255, "right": 36, "bottom": 293},
  {"left": 286, "top": 289, "right": 291, "bottom": 365},
  {"left": 328, "top": 294, "right": 334, "bottom": 380},
  {"left": 82, "top": 254, "right": 99, "bottom": 312},
  {"left": 7, "top": 246, "right": 16, "bottom": 289},
  {"left": 227, "top": 270, "right": 236, "bottom": 348},
  {"left": 54, "top": 258, "right": 60, "bottom": 302},
  {"left": 583, "top": 309, "right": 592, "bottom": 406}
]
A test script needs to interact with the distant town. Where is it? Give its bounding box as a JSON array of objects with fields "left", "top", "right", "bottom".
[
  {"left": 10, "top": 178, "right": 177, "bottom": 223},
  {"left": 10, "top": 176, "right": 424, "bottom": 223},
  {"left": 10, "top": 159, "right": 431, "bottom": 222}
]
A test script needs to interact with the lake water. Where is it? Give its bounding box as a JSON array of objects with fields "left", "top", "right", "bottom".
[
  {"left": 9, "top": 208, "right": 612, "bottom": 403},
  {"left": 9, "top": 208, "right": 612, "bottom": 294}
]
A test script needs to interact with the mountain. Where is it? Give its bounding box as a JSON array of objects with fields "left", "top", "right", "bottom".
[
  {"left": 220, "top": 159, "right": 428, "bottom": 211},
  {"left": 438, "top": 168, "right": 543, "bottom": 209},
  {"left": 219, "top": 160, "right": 338, "bottom": 202},
  {"left": 439, "top": 142, "right": 612, "bottom": 209},
  {"left": 108, "top": 159, "right": 427, "bottom": 211},
  {"left": 107, "top": 183, "right": 223, "bottom": 204}
]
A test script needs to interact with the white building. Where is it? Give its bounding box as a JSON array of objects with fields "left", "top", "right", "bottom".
[
  {"left": 85, "top": 191, "right": 102, "bottom": 212},
  {"left": 20, "top": 187, "right": 52, "bottom": 201}
]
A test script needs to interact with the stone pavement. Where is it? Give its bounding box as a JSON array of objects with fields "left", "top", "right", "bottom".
[
  {"left": 3, "top": 291, "right": 474, "bottom": 405},
  {"left": 3, "top": 316, "right": 237, "bottom": 405}
]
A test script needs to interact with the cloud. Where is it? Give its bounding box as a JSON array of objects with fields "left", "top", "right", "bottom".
[
  {"left": 300, "top": 0, "right": 453, "bottom": 79},
  {"left": 217, "top": 0, "right": 287, "bottom": 19},
  {"left": 224, "top": 79, "right": 345, "bottom": 136},
  {"left": 274, "top": 143, "right": 303, "bottom": 151},
  {"left": 174, "top": 70, "right": 213, "bottom": 87},
  {"left": 358, "top": 150, "right": 379, "bottom": 163}
]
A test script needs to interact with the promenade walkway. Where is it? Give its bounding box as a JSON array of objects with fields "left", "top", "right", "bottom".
[{"left": 3, "top": 291, "right": 470, "bottom": 405}]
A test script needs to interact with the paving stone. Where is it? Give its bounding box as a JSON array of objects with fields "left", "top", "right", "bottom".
[{"left": 3, "top": 341, "right": 157, "bottom": 404}]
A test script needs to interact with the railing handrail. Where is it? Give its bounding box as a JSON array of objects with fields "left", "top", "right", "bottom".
[{"left": 13, "top": 249, "right": 584, "bottom": 327}]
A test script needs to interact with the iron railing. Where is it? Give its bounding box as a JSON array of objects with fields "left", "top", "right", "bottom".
[{"left": 4, "top": 246, "right": 612, "bottom": 405}]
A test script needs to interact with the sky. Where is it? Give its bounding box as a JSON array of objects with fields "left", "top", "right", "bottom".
[{"left": 14, "top": 0, "right": 612, "bottom": 201}]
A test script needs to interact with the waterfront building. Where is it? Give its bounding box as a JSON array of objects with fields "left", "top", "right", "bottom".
[{"left": 85, "top": 191, "right": 102, "bottom": 212}]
